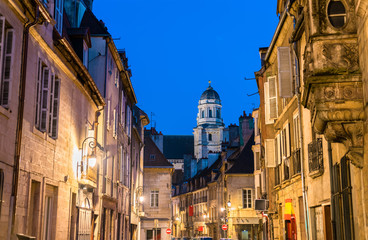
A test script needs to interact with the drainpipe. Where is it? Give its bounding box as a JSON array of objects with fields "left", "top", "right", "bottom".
[
  {"left": 286, "top": 3, "right": 310, "bottom": 240},
  {"left": 8, "top": 6, "right": 40, "bottom": 239},
  {"left": 328, "top": 142, "right": 337, "bottom": 239}
]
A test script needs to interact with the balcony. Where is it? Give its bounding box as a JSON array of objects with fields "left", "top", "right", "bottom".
[{"left": 308, "top": 138, "right": 323, "bottom": 177}]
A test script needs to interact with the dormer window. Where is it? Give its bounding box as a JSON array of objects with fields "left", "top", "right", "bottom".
[{"left": 328, "top": 1, "right": 347, "bottom": 28}]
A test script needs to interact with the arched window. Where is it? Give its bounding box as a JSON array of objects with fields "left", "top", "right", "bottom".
[
  {"left": 209, "top": 109, "right": 212, "bottom": 118},
  {"left": 216, "top": 109, "right": 221, "bottom": 118},
  {"left": 208, "top": 134, "right": 212, "bottom": 141},
  {"left": 201, "top": 110, "right": 204, "bottom": 118},
  {"left": 328, "top": 1, "right": 346, "bottom": 28}
]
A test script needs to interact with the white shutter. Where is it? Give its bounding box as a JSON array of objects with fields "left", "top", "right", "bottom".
[
  {"left": 106, "top": 100, "right": 110, "bottom": 130},
  {"left": 268, "top": 76, "right": 278, "bottom": 119},
  {"left": 1, "top": 29, "right": 15, "bottom": 107},
  {"left": 40, "top": 67, "right": 50, "bottom": 132},
  {"left": 265, "top": 139, "right": 275, "bottom": 168},
  {"left": 54, "top": 0, "right": 63, "bottom": 34},
  {"left": 286, "top": 123, "right": 291, "bottom": 157},
  {"left": 277, "top": 134, "right": 282, "bottom": 165},
  {"left": 264, "top": 82, "right": 271, "bottom": 124},
  {"left": 277, "top": 46, "right": 293, "bottom": 98}
]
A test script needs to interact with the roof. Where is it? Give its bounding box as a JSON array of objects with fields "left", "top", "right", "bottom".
[
  {"left": 80, "top": 8, "right": 110, "bottom": 36},
  {"left": 200, "top": 85, "right": 220, "bottom": 101},
  {"left": 144, "top": 136, "right": 173, "bottom": 168},
  {"left": 226, "top": 132, "right": 255, "bottom": 174},
  {"left": 163, "top": 135, "right": 194, "bottom": 159}
]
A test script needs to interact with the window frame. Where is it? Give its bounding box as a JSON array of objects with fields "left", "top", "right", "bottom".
[
  {"left": 242, "top": 188, "right": 253, "bottom": 209},
  {"left": 150, "top": 190, "right": 159, "bottom": 208}
]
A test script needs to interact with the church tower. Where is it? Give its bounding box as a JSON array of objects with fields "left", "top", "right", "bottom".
[{"left": 193, "top": 82, "right": 224, "bottom": 159}]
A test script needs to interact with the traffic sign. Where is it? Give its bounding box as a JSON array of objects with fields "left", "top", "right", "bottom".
[
  {"left": 222, "top": 224, "right": 228, "bottom": 231},
  {"left": 166, "top": 228, "right": 172, "bottom": 234}
]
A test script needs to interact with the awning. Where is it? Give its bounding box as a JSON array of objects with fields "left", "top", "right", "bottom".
[{"left": 284, "top": 199, "right": 295, "bottom": 221}]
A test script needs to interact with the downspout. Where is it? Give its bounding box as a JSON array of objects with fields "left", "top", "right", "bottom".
[
  {"left": 328, "top": 142, "right": 337, "bottom": 239},
  {"left": 9, "top": 6, "right": 40, "bottom": 239},
  {"left": 286, "top": 3, "right": 310, "bottom": 240}
]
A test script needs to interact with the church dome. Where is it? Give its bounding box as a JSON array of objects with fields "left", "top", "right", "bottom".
[{"left": 200, "top": 86, "right": 220, "bottom": 100}]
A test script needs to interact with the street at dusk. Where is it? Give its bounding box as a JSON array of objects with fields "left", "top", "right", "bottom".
[{"left": 0, "top": 0, "right": 367, "bottom": 240}]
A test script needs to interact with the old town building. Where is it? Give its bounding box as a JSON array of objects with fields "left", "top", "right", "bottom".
[
  {"left": 254, "top": 0, "right": 368, "bottom": 239},
  {"left": 0, "top": 0, "right": 144, "bottom": 239},
  {"left": 141, "top": 135, "right": 174, "bottom": 240}
]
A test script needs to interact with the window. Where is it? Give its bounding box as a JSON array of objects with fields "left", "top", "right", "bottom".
[
  {"left": 82, "top": 41, "right": 88, "bottom": 68},
  {"left": 147, "top": 229, "right": 161, "bottom": 240},
  {"left": 208, "top": 134, "right": 212, "bottom": 141},
  {"left": 121, "top": 90, "right": 125, "bottom": 126},
  {"left": 120, "top": 146, "right": 124, "bottom": 183},
  {"left": 43, "top": 185, "right": 56, "bottom": 240},
  {"left": 201, "top": 110, "right": 204, "bottom": 118},
  {"left": 54, "top": 0, "right": 64, "bottom": 34},
  {"left": 35, "top": 59, "right": 60, "bottom": 139},
  {"left": 150, "top": 154, "right": 155, "bottom": 160},
  {"left": 277, "top": 47, "right": 293, "bottom": 98},
  {"left": 209, "top": 109, "right": 212, "bottom": 118},
  {"left": 264, "top": 76, "right": 278, "bottom": 124},
  {"left": 114, "top": 68, "right": 119, "bottom": 88},
  {"left": 113, "top": 108, "right": 117, "bottom": 138},
  {"left": 328, "top": 1, "right": 346, "bottom": 28},
  {"left": 216, "top": 109, "right": 220, "bottom": 118},
  {"left": 0, "top": 18, "right": 15, "bottom": 108},
  {"left": 150, "top": 190, "right": 159, "bottom": 208},
  {"left": 106, "top": 100, "right": 110, "bottom": 130},
  {"left": 242, "top": 189, "right": 253, "bottom": 208}
]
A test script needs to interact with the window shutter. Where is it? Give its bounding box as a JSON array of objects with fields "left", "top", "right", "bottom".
[
  {"left": 106, "top": 100, "right": 110, "bottom": 130},
  {"left": 1, "top": 29, "right": 15, "bottom": 107},
  {"left": 40, "top": 67, "right": 50, "bottom": 132},
  {"left": 264, "top": 81, "right": 271, "bottom": 124},
  {"left": 54, "top": 0, "right": 63, "bottom": 34},
  {"left": 277, "top": 46, "right": 293, "bottom": 98},
  {"left": 265, "top": 139, "right": 275, "bottom": 167},
  {"left": 115, "top": 69, "right": 119, "bottom": 88},
  {"left": 277, "top": 134, "right": 282, "bottom": 165},
  {"left": 35, "top": 60, "right": 42, "bottom": 128},
  {"left": 0, "top": 17, "right": 6, "bottom": 88},
  {"left": 48, "top": 75, "right": 54, "bottom": 134},
  {"left": 50, "top": 79, "right": 60, "bottom": 138},
  {"left": 268, "top": 76, "right": 278, "bottom": 119},
  {"left": 286, "top": 123, "right": 291, "bottom": 157},
  {"left": 113, "top": 108, "right": 116, "bottom": 137}
]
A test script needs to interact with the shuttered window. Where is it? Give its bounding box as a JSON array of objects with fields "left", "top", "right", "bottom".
[
  {"left": 264, "top": 76, "right": 278, "bottom": 124},
  {"left": 0, "top": 18, "right": 15, "bottom": 108},
  {"left": 54, "top": 0, "right": 64, "bottom": 34},
  {"left": 150, "top": 190, "right": 159, "bottom": 208},
  {"left": 277, "top": 46, "right": 293, "bottom": 98},
  {"left": 114, "top": 69, "right": 119, "bottom": 88},
  {"left": 106, "top": 100, "right": 110, "bottom": 130},
  {"left": 113, "top": 108, "right": 117, "bottom": 138},
  {"left": 35, "top": 59, "right": 60, "bottom": 138}
]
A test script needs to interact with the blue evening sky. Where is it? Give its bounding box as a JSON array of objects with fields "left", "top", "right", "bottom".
[{"left": 93, "top": 0, "right": 279, "bottom": 135}]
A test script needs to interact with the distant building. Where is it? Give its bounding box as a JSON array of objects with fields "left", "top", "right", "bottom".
[{"left": 141, "top": 135, "right": 174, "bottom": 240}]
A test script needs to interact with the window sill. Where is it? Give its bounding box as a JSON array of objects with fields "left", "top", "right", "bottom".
[
  {"left": 32, "top": 127, "right": 56, "bottom": 145},
  {"left": 309, "top": 168, "right": 324, "bottom": 179}
]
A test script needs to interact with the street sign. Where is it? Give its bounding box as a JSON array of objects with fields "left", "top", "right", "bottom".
[
  {"left": 222, "top": 224, "right": 228, "bottom": 231},
  {"left": 166, "top": 228, "right": 171, "bottom": 234}
]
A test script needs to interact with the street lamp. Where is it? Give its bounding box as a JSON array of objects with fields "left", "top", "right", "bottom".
[
  {"left": 79, "top": 136, "right": 102, "bottom": 179},
  {"left": 135, "top": 186, "right": 144, "bottom": 213}
]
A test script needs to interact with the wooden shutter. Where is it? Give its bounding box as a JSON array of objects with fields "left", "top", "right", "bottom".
[
  {"left": 0, "top": 17, "right": 5, "bottom": 92},
  {"left": 1, "top": 29, "right": 14, "bottom": 107},
  {"left": 277, "top": 46, "right": 293, "bottom": 98},
  {"left": 54, "top": 0, "right": 63, "bottom": 34},
  {"left": 268, "top": 76, "right": 278, "bottom": 119},
  {"left": 286, "top": 123, "right": 291, "bottom": 157},
  {"left": 277, "top": 133, "right": 282, "bottom": 165},
  {"left": 40, "top": 67, "right": 50, "bottom": 131},
  {"left": 49, "top": 78, "right": 60, "bottom": 138},
  {"left": 35, "top": 60, "right": 43, "bottom": 128},
  {"left": 265, "top": 139, "right": 275, "bottom": 167},
  {"left": 264, "top": 81, "right": 271, "bottom": 124}
]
